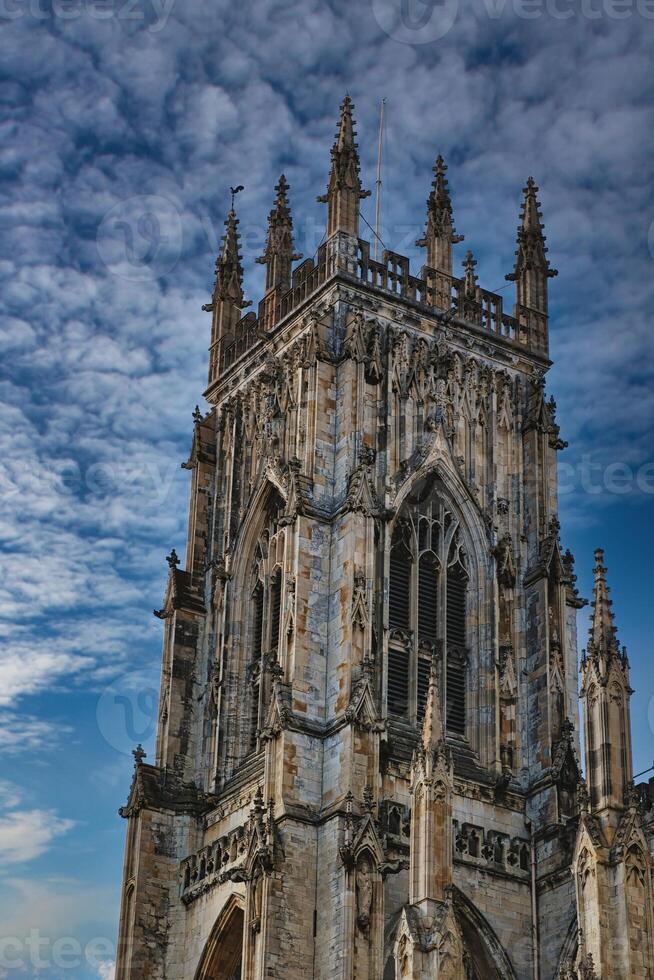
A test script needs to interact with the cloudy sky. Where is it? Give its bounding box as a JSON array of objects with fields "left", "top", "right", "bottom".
[{"left": 1, "top": 0, "right": 653, "bottom": 976}]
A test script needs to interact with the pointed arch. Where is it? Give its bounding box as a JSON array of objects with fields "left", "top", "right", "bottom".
[
  {"left": 452, "top": 887, "right": 519, "bottom": 979},
  {"left": 217, "top": 480, "right": 287, "bottom": 780},
  {"left": 194, "top": 894, "right": 246, "bottom": 980},
  {"left": 392, "top": 457, "right": 488, "bottom": 581},
  {"left": 231, "top": 477, "right": 286, "bottom": 582},
  {"left": 553, "top": 916, "right": 579, "bottom": 978},
  {"left": 386, "top": 465, "right": 488, "bottom": 747}
]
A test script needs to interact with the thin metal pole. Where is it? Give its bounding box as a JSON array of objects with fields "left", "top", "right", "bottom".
[{"left": 374, "top": 99, "right": 386, "bottom": 263}]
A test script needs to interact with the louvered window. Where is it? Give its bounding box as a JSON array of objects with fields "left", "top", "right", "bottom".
[
  {"left": 418, "top": 553, "right": 438, "bottom": 645},
  {"left": 389, "top": 541, "right": 411, "bottom": 631},
  {"left": 386, "top": 485, "right": 469, "bottom": 734},
  {"left": 388, "top": 647, "right": 409, "bottom": 716},
  {"left": 446, "top": 566, "right": 467, "bottom": 736}
]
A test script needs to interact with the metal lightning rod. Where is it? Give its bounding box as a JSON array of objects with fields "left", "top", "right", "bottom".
[{"left": 373, "top": 99, "right": 386, "bottom": 264}]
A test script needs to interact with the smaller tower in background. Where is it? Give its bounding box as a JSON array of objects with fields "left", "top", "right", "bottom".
[
  {"left": 581, "top": 548, "right": 633, "bottom": 822},
  {"left": 416, "top": 154, "right": 464, "bottom": 276}
]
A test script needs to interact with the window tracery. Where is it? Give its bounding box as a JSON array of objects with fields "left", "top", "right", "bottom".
[{"left": 388, "top": 478, "right": 469, "bottom": 735}]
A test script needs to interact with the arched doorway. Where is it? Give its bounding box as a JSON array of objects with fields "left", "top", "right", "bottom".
[{"left": 195, "top": 897, "right": 245, "bottom": 980}]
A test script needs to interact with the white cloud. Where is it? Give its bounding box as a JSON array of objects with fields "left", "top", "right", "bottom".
[
  {"left": 0, "top": 714, "right": 69, "bottom": 754},
  {"left": 0, "top": 807, "right": 75, "bottom": 864},
  {"left": 0, "top": 785, "right": 75, "bottom": 866}
]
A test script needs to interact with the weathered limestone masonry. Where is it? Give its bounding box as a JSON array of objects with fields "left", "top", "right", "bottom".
[{"left": 115, "top": 98, "right": 654, "bottom": 979}]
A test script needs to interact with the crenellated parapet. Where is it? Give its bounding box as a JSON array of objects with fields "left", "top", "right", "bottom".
[{"left": 205, "top": 98, "right": 557, "bottom": 401}]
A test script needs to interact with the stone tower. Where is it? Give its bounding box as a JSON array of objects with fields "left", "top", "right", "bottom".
[{"left": 115, "top": 98, "right": 653, "bottom": 979}]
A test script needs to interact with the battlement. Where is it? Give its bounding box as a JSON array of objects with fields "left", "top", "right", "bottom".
[
  {"left": 211, "top": 236, "right": 548, "bottom": 387},
  {"left": 206, "top": 99, "right": 555, "bottom": 393}
]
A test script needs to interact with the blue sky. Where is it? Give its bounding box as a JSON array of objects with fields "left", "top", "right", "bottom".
[{"left": 0, "top": 1, "right": 653, "bottom": 976}]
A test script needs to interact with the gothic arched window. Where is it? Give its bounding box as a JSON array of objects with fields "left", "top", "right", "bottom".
[{"left": 387, "top": 477, "right": 469, "bottom": 736}]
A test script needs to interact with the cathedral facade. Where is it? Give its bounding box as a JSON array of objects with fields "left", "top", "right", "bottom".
[{"left": 115, "top": 98, "right": 654, "bottom": 979}]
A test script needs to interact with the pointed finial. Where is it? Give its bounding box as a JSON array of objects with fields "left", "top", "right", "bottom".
[
  {"left": 317, "top": 96, "right": 370, "bottom": 238},
  {"left": 192, "top": 405, "right": 203, "bottom": 424},
  {"left": 362, "top": 786, "right": 376, "bottom": 813},
  {"left": 212, "top": 196, "right": 251, "bottom": 310},
  {"left": 417, "top": 154, "right": 463, "bottom": 275},
  {"left": 462, "top": 250, "right": 478, "bottom": 295},
  {"left": 588, "top": 547, "right": 620, "bottom": 657},
  {"left": 506, "top": 176, "right": 557, "bottom": 317},
  {"left": 256, "top": 174, "right": 302, "bottom": 292},
  {"left": 133, "top": 744, "right": 146, "bottom": 766},
  {"left": 336, "top": 94, "right": 355, "bottom": 150},
  {"left": 251, "top": 785, "right": 265, "bottom": 820},
  {"left": 166, "top": 548, "right": 180, "bottom": 568},
  {"left": 421, "top": 656, "right": 445, "bottom": 754}
]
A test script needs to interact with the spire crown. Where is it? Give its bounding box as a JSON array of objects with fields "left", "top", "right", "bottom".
[
  {"left": 507, "top": 176, "right": 558, "bottom": 280},
  {"left": 505, "top": 175, "right": 557, "bottom": 319},
  {"left": 416, "top": 153, "right": 463, "bottom": 274},
  {"left": 587, "top": 547, "right": 623, "bottom": 664},
  {"left": 256, "top": 174, "right": 302, "bottom": 292},
  {"left": 318, "top": 96, "right": 370, "bottom": 238},
  {"left": 214, "top": 206, "right": 246, "bottom": 307},
  {"left": 335, "top": 94, "right": 355, "bottom": 151},
  {"left": 429, "top": 155, "right": 461, "bottom": 237}
]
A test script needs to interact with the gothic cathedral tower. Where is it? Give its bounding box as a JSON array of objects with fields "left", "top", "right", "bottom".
[{"left": 115, "top": 98, "right": 653, "bottom": 979}]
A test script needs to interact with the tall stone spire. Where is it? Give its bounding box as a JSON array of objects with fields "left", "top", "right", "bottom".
[
  {"left": 317, "top": 95, "right": 370, "bottom": 238},
  {"left": 205, "top": 201, "right": 251, "bottom": 386},
  {"left": 416, "top": 154, "right": 463, "bottom": 275},
  {"left": 581, "top": 549, "right": 633, "bottom": 818},
  {"left": 213, "top": 206, "right": 246, "bottom": 308},
  {"left": 256, "top": 174, "right": 302, "bottom": 294},
  {"left": 505, "top": 176, "right": 557, "bottom": 313},
  {"left": 588, "top": 548, "right": 622, "bottom": 660}
]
